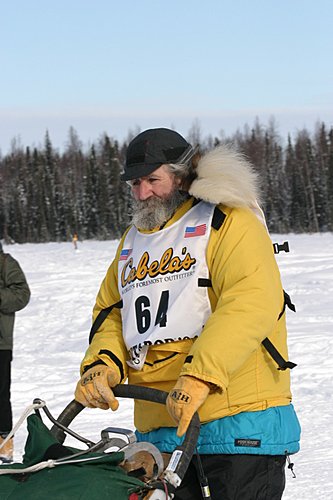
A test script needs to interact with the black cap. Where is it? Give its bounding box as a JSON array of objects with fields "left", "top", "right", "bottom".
[{"left": 121, "top": 128, "right": 192, "bottom": 181}]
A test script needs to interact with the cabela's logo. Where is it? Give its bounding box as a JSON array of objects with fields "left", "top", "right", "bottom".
[{"left": 121, "top": 247, "right": 196, "bottom": 287}]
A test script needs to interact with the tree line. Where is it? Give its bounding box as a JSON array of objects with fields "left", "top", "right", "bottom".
[{"left": 0, "top": 120, "right": 332, "bottom": 243}]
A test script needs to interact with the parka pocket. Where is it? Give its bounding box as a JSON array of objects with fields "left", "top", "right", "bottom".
[{"left": 128, "top": 349, "right": 189, "bottom": 387}]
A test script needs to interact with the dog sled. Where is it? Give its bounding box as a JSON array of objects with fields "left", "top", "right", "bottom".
[{"left": 0, "top": 385, "right": 200, "bottom": 499}]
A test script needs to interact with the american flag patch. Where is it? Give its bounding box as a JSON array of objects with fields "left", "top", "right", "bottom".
[
  {"left": 120, "top": 248, "right": 132, "bottom": 260},
  {"left": 184, "top": 224, "right": 207, "bottom": 238}
]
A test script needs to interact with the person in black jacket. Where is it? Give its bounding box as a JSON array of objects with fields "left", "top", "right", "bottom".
[{"left": 0, "top": 242, "right": 30, "bottom": 463}]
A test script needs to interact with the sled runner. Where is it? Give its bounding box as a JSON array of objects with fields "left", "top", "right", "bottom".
[{"left": 0, "top": 385, "right": 200, "bottom": 499}]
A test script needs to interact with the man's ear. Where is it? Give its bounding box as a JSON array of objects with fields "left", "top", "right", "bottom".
[
  {"left": 179, "top": 171, "right": 198, "bottom": 192},
  {"left": 175, "top": 176, "right": 183, "bottom": 187}
]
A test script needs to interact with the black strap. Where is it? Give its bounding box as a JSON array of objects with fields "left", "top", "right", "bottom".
[
  {"left": 198, "top": 278, "right": 212, "bottom": 287},
  {"left": 262, "top": 290, "right": 297, "bottom": 370},
  {"left": 278, "top": 291, "right": 296, "bottom": 320},
  {"left": 82, "top": 359, "right": 107, "bottom": 374},
  {"left": 82, "top": 350, "right": 125, "bottom": 382},
  {"left": 211, "top": 207, "right": 226, "bottom": 230},
  {"left": 89, "top": 300, "right": 123, "bottom": 344},
  {"left": 284, "top": 291, "right": 296, "bottom": 312},
  {"left": 195, "top": 205, "right": 224, "bottom": 289},
  {"left": 261, "top": 337, "right": 297, "bottom": 370},
  {"left": 98, "top": 349, "right": 125, "bottom": 381}
]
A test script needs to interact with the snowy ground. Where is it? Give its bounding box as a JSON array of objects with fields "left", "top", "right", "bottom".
[{"left": 3, "top": 234, "right": 333, "bottom": 498}]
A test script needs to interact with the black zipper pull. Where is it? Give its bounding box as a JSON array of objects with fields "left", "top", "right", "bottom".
[{"left": 285, "top": 452, "right": 296, "bottom": 478}]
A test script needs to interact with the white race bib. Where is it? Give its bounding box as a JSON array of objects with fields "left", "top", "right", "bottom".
[{"left": 118, "top": 201, "right": 214, "bottom": 369}]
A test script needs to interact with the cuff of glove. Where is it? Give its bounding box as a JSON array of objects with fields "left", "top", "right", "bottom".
[{"left": 82, "top": 360, "right": 107, "bottom": 374}]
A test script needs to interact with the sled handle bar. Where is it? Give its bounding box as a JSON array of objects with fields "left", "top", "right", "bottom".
[{"left": 51, "top": 384, "right": 200, "bottom": 486}]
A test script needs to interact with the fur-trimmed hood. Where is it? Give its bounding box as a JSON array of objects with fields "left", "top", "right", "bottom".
[{"left": 188, "top": 144, "right": 267, "bottom": 226}]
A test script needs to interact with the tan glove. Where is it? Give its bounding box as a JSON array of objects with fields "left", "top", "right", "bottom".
[
  {"left": 75, "top": 364, "right": 120, "bottom": 410},
  {"left": 166, "top": 375, "right": 210, "bottom": 437}
]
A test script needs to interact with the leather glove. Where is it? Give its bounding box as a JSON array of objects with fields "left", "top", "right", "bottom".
[
  {"left": 166, "top": 375, "right": 210, "bottom": 437},
  {"left": 75, "top": 364, "right": 120, "bottom": 410}
]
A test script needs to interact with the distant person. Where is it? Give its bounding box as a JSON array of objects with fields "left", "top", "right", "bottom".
[
  {"left": 75, "top": 128, "right": 300, "bottom": 499},
  {"left": 72, "top": 233, "right": 78, "bottom": 250},
  {"left": 0, "top": 242, "right": 30, "bottom": 463}
]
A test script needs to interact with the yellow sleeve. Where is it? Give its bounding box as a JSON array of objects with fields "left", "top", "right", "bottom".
[
  {"left": 80, "top": 233, "right": 130, "bottom": 381},
  {"left": 180, "top": 206, "right": 284, "bottom": 390}
]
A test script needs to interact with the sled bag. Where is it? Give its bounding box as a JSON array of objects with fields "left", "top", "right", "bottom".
[{"left": 0, "top": 414, "right": 144, "bottom": 499}]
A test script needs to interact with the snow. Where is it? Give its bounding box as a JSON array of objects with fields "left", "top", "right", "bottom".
[{"left": 3, "top": 234, "right": 333, "bottom": 498}]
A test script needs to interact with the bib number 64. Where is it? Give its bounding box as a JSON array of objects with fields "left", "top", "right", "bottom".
[{"left": 135, "top": 291, "right": 169, "bottom": 334}]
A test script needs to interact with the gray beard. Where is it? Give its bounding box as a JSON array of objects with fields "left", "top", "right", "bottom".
[{"left": 131, "top": 190, "right": 188, "bottom": 230}]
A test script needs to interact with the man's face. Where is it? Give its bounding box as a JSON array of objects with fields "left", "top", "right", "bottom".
[
  {"left": 128, "top": 165, "right": 187, "bottom": 230},
  {"left": 128, "top": 165, "right": 181, "bottom": 201}
]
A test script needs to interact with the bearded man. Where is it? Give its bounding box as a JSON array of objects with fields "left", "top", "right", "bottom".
[{"left": 75, "top": 128, "right": 300, "bottom": 499}]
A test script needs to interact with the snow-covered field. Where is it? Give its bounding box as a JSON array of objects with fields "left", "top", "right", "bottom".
[{"left": 4, "top": 233, "right": 333, "bottom": 498}]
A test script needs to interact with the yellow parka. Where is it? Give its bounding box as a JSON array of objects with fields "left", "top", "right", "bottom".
[{"left": 80, "top": 146, "right": 293, "bottom": 433}]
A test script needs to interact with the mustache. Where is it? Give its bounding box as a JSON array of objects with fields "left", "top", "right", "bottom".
[
  {"left": 132, "top": 197, "right": 163, "bottom": 210},
  {"left": 131, "top": 191, "right": 188, "bottom": 230}
]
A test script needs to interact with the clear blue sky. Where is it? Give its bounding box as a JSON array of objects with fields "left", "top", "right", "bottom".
[{"left": 1, "top": 0, "right": 332, "bottom": 153}]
